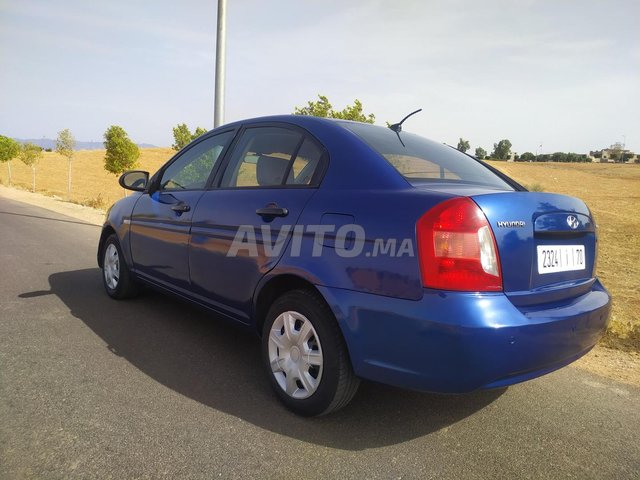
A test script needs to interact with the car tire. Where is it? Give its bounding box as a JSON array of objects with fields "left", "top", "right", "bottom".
[
  {"left": 261, "top": 289, "right": 359, "bottom": 416},
  {"left": 101, "top": 234, "right": 139, "bottom": 300}
]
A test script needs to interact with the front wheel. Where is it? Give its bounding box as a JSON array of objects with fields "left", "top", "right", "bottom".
[
  {"left": 101, "top": 234, "right": 139, "bottom": 299},
  {"left": 261, "top": 289, "right": 359, "bottom": 416}
]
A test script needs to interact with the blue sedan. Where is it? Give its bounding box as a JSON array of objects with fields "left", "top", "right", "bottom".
[{"left": 98, "top": 115, "right": 611, "bottom": 416}]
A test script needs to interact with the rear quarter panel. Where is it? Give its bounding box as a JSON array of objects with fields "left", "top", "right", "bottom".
[{"left": 270, "top": 187, "right": 456, "bottom": 300}]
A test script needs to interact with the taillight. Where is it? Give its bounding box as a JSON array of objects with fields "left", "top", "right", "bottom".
[{"left": 417, "top": 197, "right": 502, "bottom": 291}]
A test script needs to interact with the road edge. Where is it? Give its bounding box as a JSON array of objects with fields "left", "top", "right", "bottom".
[{"left": 0, "top": 185, "right": 105, "bottom": 226}]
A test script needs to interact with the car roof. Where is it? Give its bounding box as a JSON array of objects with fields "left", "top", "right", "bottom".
[
  {"left": 210, "top": 115, "right": 411, "bottom": 190},
  {"left": 218, "top": 114, "right": 342, "bottom": 129}
]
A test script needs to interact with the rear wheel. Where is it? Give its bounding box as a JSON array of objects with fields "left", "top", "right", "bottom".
[
  {"left": 102, "top": 234, "right": 139, "bottom": 299},
  {"left": 261, "top": 289, "right": 359, "bottom": 416}
]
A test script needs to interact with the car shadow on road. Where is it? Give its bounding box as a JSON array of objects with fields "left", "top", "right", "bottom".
[{"left": 33, "top": 268, "right": 506, "bottom": 451}]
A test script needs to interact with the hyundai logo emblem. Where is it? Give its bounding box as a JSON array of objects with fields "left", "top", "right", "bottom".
[{"left": 566, "top": 215, "right": 579, "bottom": 230}]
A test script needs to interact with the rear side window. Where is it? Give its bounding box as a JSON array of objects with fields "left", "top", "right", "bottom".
[
  {"left": 220, "top": 127, "right": 303, "bottom": 188},
  {"left": 341, "top": 122, "right": 513, "bottom": 190}
]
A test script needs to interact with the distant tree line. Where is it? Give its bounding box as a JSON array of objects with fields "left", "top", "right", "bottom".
[
  {"left": 456, "top": 138, "right": 514, "bottom": 160},
  {"left": 455, "top": 137, "right": 591, "bottom": 163},
  {"left": 517, "top": 152, "right": 590, "bottom": 163}
]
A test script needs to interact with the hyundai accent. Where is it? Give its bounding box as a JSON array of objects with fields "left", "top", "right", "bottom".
[{"left": 98, "top": 115, "right": 611, "bottom": 416}]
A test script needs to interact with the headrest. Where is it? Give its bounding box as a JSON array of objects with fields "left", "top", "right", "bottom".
[{"left": 256, "top": 155, "right": 290, "bottom": 186}]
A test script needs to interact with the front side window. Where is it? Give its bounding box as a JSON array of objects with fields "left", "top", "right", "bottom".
[
  {"left": 160, "top": 131, "right": 233, "bottom": 191},
  {"left": 220, "top": 127, "right": 303, "bottom": 188}
]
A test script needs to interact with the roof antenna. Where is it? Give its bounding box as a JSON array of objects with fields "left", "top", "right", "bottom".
[{"left": 388, "top": 108, "right": 422, "bottom": 133}]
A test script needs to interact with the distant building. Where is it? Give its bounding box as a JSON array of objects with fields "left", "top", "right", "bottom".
[{"left": 588, "top": 143, "right": 637, "bottom": 163}]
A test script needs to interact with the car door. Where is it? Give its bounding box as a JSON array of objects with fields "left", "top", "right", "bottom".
[
  {"left": 129, "top": 131, "right": 234, "bottom": 290},
  {"left": 189, "top": 124, "right": 326, "bottom": 321}
]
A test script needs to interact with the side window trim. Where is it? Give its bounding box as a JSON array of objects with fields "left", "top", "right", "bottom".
[
  {"left": 280, "top": 135, "right": 305, "bottom": 186},
  {"left": 203, "top": 129, "right": 240, "bottom": 189},
  {"left": 308, "top": 150, "right": 329, "bottom": 186},
  {"left": 210, "top": 122, "right": 329, "bottom": 190},
  {"left": 209, "top": 125, "right": 248, "bottom": 189}
]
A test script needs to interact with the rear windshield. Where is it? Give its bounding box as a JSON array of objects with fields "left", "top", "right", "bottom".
[{"left": 340, "top": 122, "right": 513, "bottom": 190}]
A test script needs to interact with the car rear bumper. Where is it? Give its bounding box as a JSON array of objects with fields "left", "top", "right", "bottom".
[{"left": 317, "top": 280, "right": 611, "bottom": 393}]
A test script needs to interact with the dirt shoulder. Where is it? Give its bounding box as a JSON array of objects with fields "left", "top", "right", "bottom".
[
  {"left": 1, "top": 184, "right": 638, "bottom": 388},
  {"left": 574, "top": 345, "right": 640, "bottom": 387},
  {"left": 0, "top": 185, "right": 105, "bottom": 226}
]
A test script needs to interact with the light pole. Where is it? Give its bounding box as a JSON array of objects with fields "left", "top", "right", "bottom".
[{"left": 214, "top": 0, "right": 227, "bottom": 128}]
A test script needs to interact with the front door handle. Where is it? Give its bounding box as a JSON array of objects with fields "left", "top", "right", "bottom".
[
  {"left": 256, "top": 204, "right": 289, "bottom": 218},
  {"left": 171, "top": 202, "right": 191, "bottom": 213}
]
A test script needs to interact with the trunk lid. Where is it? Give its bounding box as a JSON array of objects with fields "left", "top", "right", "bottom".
[{"left": 471, "top": 192, "right": 597, "bottom": 303}]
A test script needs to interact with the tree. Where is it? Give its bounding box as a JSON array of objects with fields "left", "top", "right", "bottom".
[
  {"left": 456, "top": 138, "right": 470, "bottom": 153},
  {"left": 520, "top": 152, "right": 536, "bottom": 162},
  {"left": 474, "top": 147, "right": 487, "bottom": 159},
  {"left": 172, "top": 123, "right": 193, "bottom": 151},
  {"left": 55, "top": 128, "right": 76, "bottom": 193},
  {"left": 294, "top": 94, "right": 375, "bottom": 123},
  {"left": 333, "top": 99, "right": 375, "bottom": 123},
  {"left": 172, "top": 124, "right": 209, "bottom": 150},
  {"left": 192, "top": 127, "right": 207, "bottom": 140},
  {"left": 0, "top": 135, "right": 20, "bottom": 185},
  {"left": 609, "top": 144, "right": 623, "bottom": 162},
  {"left": 294, "top": 95, "right": 332, "bottom": 118},
  {"left": 491, "top": 139, "right": 512, "bottom": 160},
  {"left": 19, "top": 142, "right": 43, "bottom": 192},
  {"left": 103, "top": 126, "right": 140, "bottom": 175}
]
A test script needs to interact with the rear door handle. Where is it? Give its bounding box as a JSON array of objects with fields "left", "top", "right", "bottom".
[
  {"left": 171, "top": 202, "right": 191, "bottom": 213},
  {"left": 256, "top": 204, "right": 289, "bottom": 218}
]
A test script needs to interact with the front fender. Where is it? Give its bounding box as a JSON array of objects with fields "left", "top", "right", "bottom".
[{"left": 97, "top": 194, "right": 142, "bottom": 268}]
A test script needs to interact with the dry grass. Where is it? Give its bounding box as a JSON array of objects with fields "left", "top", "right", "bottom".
[
  {"left": 1, "top": 152, "right": 637, "bottom": 350},
  {"left": 488, "top": 161, "right": 640, "bottom": 351},
  {"left": 0, "top": 148, "right": 175, "bottom": 208}
]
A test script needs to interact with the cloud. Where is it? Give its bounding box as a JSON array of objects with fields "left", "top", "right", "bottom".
[{"left": 1, "top": 0, "right": 638, "bottom": 150}]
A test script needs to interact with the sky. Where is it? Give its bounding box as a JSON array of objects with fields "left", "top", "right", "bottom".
[{"left": 1, "top": 0, "right": 638, "bottom": 154}]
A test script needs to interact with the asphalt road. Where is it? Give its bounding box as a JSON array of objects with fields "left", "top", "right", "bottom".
[{"left": 1, "top": 196, "right": 639, "bottom": 479}]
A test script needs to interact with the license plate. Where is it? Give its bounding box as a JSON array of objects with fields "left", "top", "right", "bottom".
[{"left": 537, "top": 245, "right": 586, "bottom": 274}]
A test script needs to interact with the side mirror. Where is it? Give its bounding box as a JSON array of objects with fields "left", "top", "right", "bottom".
[{"left": 119, "top": 171, "right": 149, "bottom": 192}]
